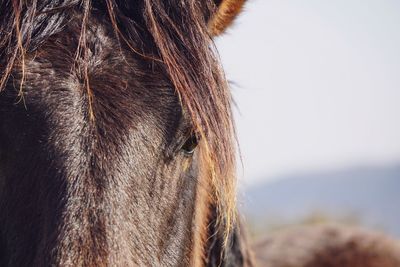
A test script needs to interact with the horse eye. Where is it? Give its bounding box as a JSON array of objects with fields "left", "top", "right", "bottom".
[{"left": 181, "top": 133, "right": 199, "bottom": 155}]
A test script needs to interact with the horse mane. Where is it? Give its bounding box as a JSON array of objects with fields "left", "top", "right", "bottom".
[{"left": 0, "top": 0, "right": 236, "bottom": 247}]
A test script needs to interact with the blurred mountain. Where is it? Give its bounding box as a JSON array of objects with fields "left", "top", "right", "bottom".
[{"left": 242, "top": 164, "right": 400, "bottom": 237}]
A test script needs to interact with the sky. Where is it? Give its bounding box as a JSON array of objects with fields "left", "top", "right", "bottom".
[{"left": 216, "top": 0, "right": 400, "bottom": 186}]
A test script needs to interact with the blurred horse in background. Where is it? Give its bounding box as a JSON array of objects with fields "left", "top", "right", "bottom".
[{"left": 254, "top": 224, "right": 400, "bottom": 267}]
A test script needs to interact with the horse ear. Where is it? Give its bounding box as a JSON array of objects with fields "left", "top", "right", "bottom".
[{"left": 208, "top": 0, "right": 247, "bottom": 36}]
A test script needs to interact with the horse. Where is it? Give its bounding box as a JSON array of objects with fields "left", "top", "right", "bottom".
[
  {"left": 1, "top": 1, "right": 399, "bottom": 267},
  {"left": 253, "top": 224, "right": 400, "bottom": 267},
  {"left": 0, "top": 0, "right": 252, "bottom": 266}
]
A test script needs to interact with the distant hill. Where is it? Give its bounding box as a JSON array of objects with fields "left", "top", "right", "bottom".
[{"left": 242, "top": 164, "right": 400, "bottom": 237}]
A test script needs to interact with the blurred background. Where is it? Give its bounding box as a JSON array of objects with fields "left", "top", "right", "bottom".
[{"left": 216, "top": 0, "right": 400, "bottom": 239}]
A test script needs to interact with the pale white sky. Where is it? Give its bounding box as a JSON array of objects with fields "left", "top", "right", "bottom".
[{"left": 216, "top": 0, "right": 400, "bottom": 186}]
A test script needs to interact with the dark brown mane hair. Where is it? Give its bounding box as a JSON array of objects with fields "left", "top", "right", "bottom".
[{"left": 0, "top": 0, "right": 237, "bottom": 260}]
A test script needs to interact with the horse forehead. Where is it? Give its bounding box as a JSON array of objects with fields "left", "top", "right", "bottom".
[{"left": 21, "top": 19, "right": 176, "bottom": 122}]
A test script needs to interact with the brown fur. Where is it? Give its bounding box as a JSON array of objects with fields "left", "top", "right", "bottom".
[
  {"left": 208, "top": 0, "right": 247, "bottom": 36},
  {"left": 253, "top": 224, "right": 400, "bottom": 267},
  {"left": 0, "top": 0, "right": 250, "bottom": 266}
]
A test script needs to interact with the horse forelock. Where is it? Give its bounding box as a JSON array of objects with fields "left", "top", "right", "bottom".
[
  {"left": 140, "top": 0, "right": 237, "bottom": 243},
  {"left": 0, "top": 0, "right": 237, "bottom": 264}
]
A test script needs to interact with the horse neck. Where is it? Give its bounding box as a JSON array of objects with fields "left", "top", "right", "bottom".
[{"left": 205, "top": 213, "right": 256, "bottom": 267}]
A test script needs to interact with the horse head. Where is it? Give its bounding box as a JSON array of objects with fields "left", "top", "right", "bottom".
[{"left": 0, "top": 0, "right": 249, "bottom": 266}]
